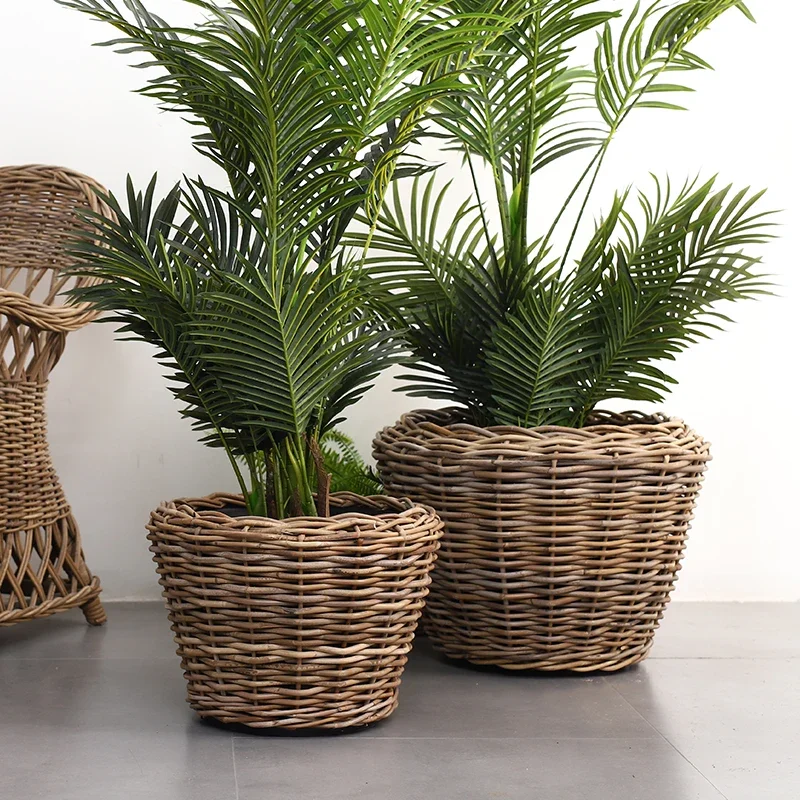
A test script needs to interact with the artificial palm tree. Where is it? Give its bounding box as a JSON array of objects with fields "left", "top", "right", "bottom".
[
  {"left": 355, "top": 0, "right": 774, "bottom": 428},
  {"left": 58, "top": 0, "right": 530, "bottom": 518},
  {"left": 369, "top": 0, "right": 777, "bottom": 674}
]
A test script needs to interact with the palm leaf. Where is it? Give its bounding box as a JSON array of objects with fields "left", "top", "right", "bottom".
[
  {"left": 58, "top": 0, "right": 531, "bottom": 516},
  {"left": 486, "top": 273, "right": 601, "bottom": 427},
  {"left": 372, "top": 1, "right": 771, "bottom": 430},
  {"left": 575, "top": 175, "right": 775, "bottom": 422}
]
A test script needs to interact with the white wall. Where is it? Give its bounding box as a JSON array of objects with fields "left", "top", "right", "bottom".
[{"left": 2, "top": 1, "right": 798, "bottom": 601}]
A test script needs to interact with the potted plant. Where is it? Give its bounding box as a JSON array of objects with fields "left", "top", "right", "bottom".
[
  {"left": 58, "top": 0, "right": 525, "bottom": 728},
  {"left": 367, "top": 1, "right": 775, "bottom": 671}
]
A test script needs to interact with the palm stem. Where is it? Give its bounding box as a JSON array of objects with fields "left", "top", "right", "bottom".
[
  {"left": 466, "top": 150, "right": 500, "bottom": 271},
  {"left": 514, "top": 7, "right": 542, "bottom": 265}
]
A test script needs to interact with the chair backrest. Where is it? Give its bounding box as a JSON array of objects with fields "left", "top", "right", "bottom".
[
  {"left": 0, "top": 164, "right": 110, "bottom": 302},
  {"left": 0, "top": 165, "right": 113, "bottom": 382}
]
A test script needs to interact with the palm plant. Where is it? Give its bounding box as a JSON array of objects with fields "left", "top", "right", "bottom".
[
  {"left": 353, "top": 0, "right": 775, "bottom": 428},
  {"left": 58, "top": 0, "right": 531, "bottom": 517}
]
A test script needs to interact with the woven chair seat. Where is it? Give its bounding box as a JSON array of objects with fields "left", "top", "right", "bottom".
[{"left": 1, "top": 164, "right": 112, "bottom": 628}]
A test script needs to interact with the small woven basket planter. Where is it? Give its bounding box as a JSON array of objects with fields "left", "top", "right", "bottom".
[
  {"left": 147, "top": 492, "right": 442, "bottom": 730},
  {"left": 374, "top": 409, "right": 711, "bottom": 672}
]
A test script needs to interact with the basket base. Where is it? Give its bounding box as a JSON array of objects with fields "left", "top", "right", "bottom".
[
  {"left": 431, "top": 646, "right": 650, "bottom": 675},
  {"left": 198, "top": 714, "right": 392, "bottom": 737},
  {"left": 186, "top": 691, "right": 400, "bottom": 733},
  {"left": 428, "top": 637, "right": 654, "bottom": 673}
]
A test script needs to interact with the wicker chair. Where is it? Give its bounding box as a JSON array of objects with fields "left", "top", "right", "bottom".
[{"left": 0, "top": 165, "right": 112, "bottom": 627}]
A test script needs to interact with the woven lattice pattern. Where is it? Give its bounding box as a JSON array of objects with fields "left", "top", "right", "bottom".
[
  {"left": 374, "top": 408, "right": 711, "bottom": 672},
  {"left": 147, "top": 492, "right": 443, "bottom": 729},
  {"left": 0, "top": 164, "right": 111, "bottom": 627}
]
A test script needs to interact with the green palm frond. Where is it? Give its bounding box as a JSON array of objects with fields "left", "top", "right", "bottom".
[
  {"left": 361, "top": 1, "right": 773, "bottom": 430},
  {"left": 60, "top": 0, "right": 532, "bottom": 235},
  {"left": 72, "top": 179, "right": 394, "bottom": 445},
  {"left": 397, "top": 303, "right": 492, "bottom": 412},
  {"left": 436, "top": 1, "right": 617, "bottom": 169},
  {"left": 574, "top": 176, "right": 775, "bottom": 421},
  {"left": 352, "top": 177, "right": 486, "bottom": 313},
  {"left": 485, "top": 274, "right": 601, "bottom": 427},
  {"left": 59, "top": 0, "right": 532, "bottom": 517},
  {"left": 71, "top": 177, "right": 402, "bottom": 514},
  {"left": 433, "top": 0, "right": 618, "bottom": 250},
  {"left": 592, "top": 1, "right": 745, "bottom": 132},
  {"left": 347, "top": 175, "right": 513, "bottom": 417},
  {"left": 485, "top": 176, "right": 774, "bottom": 428},
  {"left": 321, "top": 319, "right": 404, "bottom": 433}
]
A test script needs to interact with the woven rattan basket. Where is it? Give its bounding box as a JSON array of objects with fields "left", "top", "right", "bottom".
[
  {"left": 147, "top": 492, "right": 442, "bottom": 729},
  {"left": 374, "top": 408, "right": 711, "bottom": 672}
]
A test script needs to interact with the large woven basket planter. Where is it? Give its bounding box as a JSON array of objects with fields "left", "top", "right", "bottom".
[
  {"left": 147, "top": 492, "right": 442, "bottom": 730},
  {"left": 374, "top": 409, "right": 711, "bottom": 673}
]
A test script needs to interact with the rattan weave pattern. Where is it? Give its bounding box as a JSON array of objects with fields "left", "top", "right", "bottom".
[
  {"left": 374, "top": 408, "right": 711, "bottom": 672},
  {"left": 1, "top": 382, "right": 70, "bottom": 533},
  {"left": 147, "top": 492, "right": 443, "bottom": 729},
  {"left": 0, "top": 165, "right": 111, "bottom": 628}
]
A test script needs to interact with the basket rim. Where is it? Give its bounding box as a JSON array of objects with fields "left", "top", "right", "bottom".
[
  {"left": 149, "top": 491, "right": 442, "bottom": 537},
  {"left": 375, "top": 407, "right": 710, "bottom": 461}
]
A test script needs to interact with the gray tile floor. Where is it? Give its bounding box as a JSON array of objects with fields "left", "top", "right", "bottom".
[{"left": 1, "top": 603, "right": 798, "bottom": 800}]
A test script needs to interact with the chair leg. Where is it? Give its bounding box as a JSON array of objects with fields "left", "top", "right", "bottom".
[
  {"left": 2, "top": 374, "right": 107, "bottom": 630},
  {"left": 81, "top": 596, "right": 107, "bottom": 626}
]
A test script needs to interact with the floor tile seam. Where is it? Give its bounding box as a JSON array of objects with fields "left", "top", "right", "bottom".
[
  {"left": 0, "top": 656, "right": 178, "bottom": 662},
  {"left": 231, "top": 735, "right": 240, "bottom": 800},
  {"left": 3, "top": 655, "right": 798, "bottom": 662},
  {"left": 655, "top": 733, "right": 733, "bottom": 799},
  {"left": 648, "top": 656, "right": 800, "bottom": 661},
  {"left": 604, "top": 678, "right": 732, "bottom": 800},
  {"left": 230, "top": 735, "right": 672, "bottom": 743}
]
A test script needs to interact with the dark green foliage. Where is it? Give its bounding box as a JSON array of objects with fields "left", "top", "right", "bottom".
[
  {"left": 57, "top": 0, "right": 531, "bottom": 516},
  {"left": 352, "top": 0, "right": 773, "bottom": 428},
  {"left": 321, "top": 430, "right": 383, "bottom": 496}
]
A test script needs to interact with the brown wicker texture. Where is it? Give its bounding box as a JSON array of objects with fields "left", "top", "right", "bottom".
[
  {"left": 374, "top": 408, "right": 711, "bottom": 672},
  {"left": 0, "top": 165, "right": 113, "bottom": 628},
  {"left": 147, "top": 492, "right": 443, "bottom": 729}
]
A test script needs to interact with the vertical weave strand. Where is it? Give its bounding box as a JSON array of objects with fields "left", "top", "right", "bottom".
[{"left": 374, "top": 409, "right": 711, "bottom": 672}]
